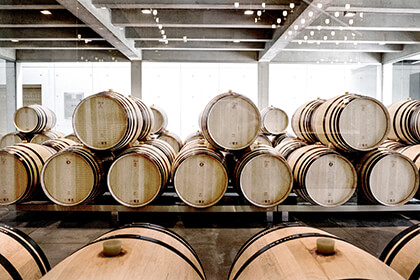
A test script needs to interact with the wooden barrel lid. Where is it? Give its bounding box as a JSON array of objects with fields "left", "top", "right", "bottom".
[
  {"left": 0, "top": 133, "right": 25, "bottom": 148},
  {"left": 64, "top": 133, "right": 81, "bottom": 143},
  {"left": 261, "top": 106, "right": 288, "bottom": 135},
  {"left": 0, "top": 152, "right": 29, "bottom": 204},
  {"left": 157, "top": 131, "right": 183, "bottom": 153},
  {"left": 30, "top": 131, "right": 64, "bottom": 144},
  {"left": 173, "top": 154, "right": 228, "bottom": 208},
  {"left": 108, "top": 153, "right": 162, "bottom": 207},
  {"left": 150, "top": 105, "right": 168, "bottom": 134},
  {"left": 253, "top": 134, "right": 272, "bottom": 147},
  {"left": 14, "top": 106, "right": 39, "bottom": 132}
]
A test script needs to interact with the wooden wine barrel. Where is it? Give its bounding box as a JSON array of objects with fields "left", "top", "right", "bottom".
[
  {"left": 291, "top": 99, "right": 325, "bottom": 143},
  {"left": 399, "top": 145, "right": 420, "bottom": 199},
  {"left": 252, "top": 134, "right": 272, "bottom": 147},
  {"left": 200, "top": 92, "right": 261, "bottom": 151},
  {"left": 157, "top": 130, "right": 183, "bottom": 154},
  {"left": 0, "top": 132, "right": 31, "bottom": 148},
  {"left": 271, "top": 132, "right": 288, "bottom": 147},
  {"left": 0, "top": 223, "right": 50, "bottom": 279},
  {"left": 380, "top": 223, "right": 420, "bottom": 280},
  {"left": 41, "top": 223, "right": 205, "bottom": 280},
  {"left": 234, "top": 145, "right": 293, "bottom": 208},
  {"left": 129, "top": 96, "right": 154, "bottom": 140},
  {"left": 287, "top": 144, "right": 357, "bottom": 207},
  {"left": 380, "top": 139, "right": 407, "bottom": 152},
  {"left": 143, "top": 138, "right": 176, "bottom": 165},
  {"left": 42, "top": 138, "right": 78, "bottom": 152},
  {"left": 13, "top": 105, "right": 56, "bottom": 133},
  {"left": 0, "top": 143, "right": 56, "bottom": 205},
  {"left": 274, "top": 138, "right": 308, "bottom": 160},
  {"left": 64, "top": 133, "right": 81, "bottom": 143},
  {"left": 260, "top": 106, "right": 288, "bottom": 135},
  {"left": 357, "top": 149, "right": 419, "bottom": 206},
  {"left": 228, "top": 224, "right": 404, "bottom": 280},
  {"left": 149, "top": 105, "right": 168, "bottom": 135},
  {"left": 30, "top": 130, "right": 64, "bottom": 144},
  {"left": 172, "top": 139, "right": 228, "bottom": 208},
  {"left": 314, "top": 94, "right": 390, "bottom": 152},
  {"left": 388, "top": 99, "right": 420, "bottom": 144},
  {"left": 184, "top": 131, "right": 204, "bottom": 145},
  {"left": 40, "top": 146, "right": 109, "bottom": 206},
  {"left": 108, "top": 144, "right": 171, "bottom": 207},
  {"left": 73, "top": 90, "right": 143, "bottom": 150}
]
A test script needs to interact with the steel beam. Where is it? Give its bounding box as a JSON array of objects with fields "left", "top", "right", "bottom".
[
  {"left": 16, "top": 49, "right": 128, "bottom": 62},
  {"left": 326, "top": 0, "right": 420, "bottom": 14},
  {"left": 382, "top": 45, "right": 420, "bottom": 64},
  {"left": 0, "top": 48, "right": 15, "bottom": 60},
  {"left": 285, "top": 42, "right": 403, "bottom": 53},
  {"left": 142, "top": 50, "right": 257, "bottom": 62},
  {"left": 0, "top": 28, "right": 104, "bottom": 41},
  {"left": 271, "top": 51, "right": 381, "bottom": 64},
  {"left": 135, "top": 41, "right": 265, "bottom": 51},
  {"left": 0, "top": 10, "right": 84, "bottom": 27},
  {"left": 0, "top": 41, "right": 115, "bottom": 49}
]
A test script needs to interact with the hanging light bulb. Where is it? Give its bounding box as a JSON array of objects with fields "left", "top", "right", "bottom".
[
  {"left": 283, "top": 10, "right": 287, "bottom": 16},
  {"left": 161, "top": 30, "right": 165, "bottom": 35},
  {"left": 271, "top": 24, "right": 276, "bottom": 29},
  {"left": 317, "top": 25, "right": 322, "bottom": 30},
  {"left": 301, "top": 18, "right": 306, "bottom": 24},
  {"left": 290, "top": 3, "right": 295, "bottom": 9},
  {"left": 255, "top": 18, "right": 258, "bottom": 23},
  {"left": 152, "top": 10, "right": 157, "bottom": 16},
  {"left": 234, "top": 2, "right": 239, "bottom": 8},
  {"left": 183, "top": 36, "right": 187, "bottom": 42},
  {"left": 277, "top": 18, "right": 281, "bottom": 24},
  {"left": 308, "top": 11, "right": 313, "bottom": 17},
  {"left": 304, "top": 35, "right": 308, "bottom": 40},
  {"left": 325, "top": 18, "right": 330, "bottom": 24},
  {"left": 349, "top": 19, "right": 354, "bottom": 25},
  {"left": 310, "top": 31, "right": 314, "bottom": 36},
  {"left": 288, "top": 30, "right": 293, "bottom": 35},
  {"left": 323, "top": 36, "right": 328, "bottom": 40},
  {"left": 257, "top": 10, "right": 262, "bottom": 16},
  {"left": 158, "top": 24, "right": 163, "bottom": 29},
  {"left": 294, "top": 25, "right": 299, "bottom": 30},
  {"left": 155, "top": 17, "right": 159, "bottom": 23},
  {"left": 317, "top": 3, "right": 322, "bottom": 8},
  {"left": 345, "top": 3, "right": 351, "bottom": 9},
  {"left": 334, "top": 12, "right": 339, "bottom": 17},
  {"left": 261, "top": 3, "right": 266, "bottom": 8},
  {"left": 331, "top": 31, "right": 335, "bottom": 36}
]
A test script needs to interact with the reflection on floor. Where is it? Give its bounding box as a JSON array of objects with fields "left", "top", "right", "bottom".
[{"left": 0, "top": 208, "right": 419, "bottom": 280}]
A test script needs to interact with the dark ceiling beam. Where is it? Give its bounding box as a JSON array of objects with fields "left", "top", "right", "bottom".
[
  {"left": 326, "top": 0, "right": 420, "bottom": 14},
  {"left": 135, "top": 41, "right": 265, "bottom": 50},
  {"left": 126, "top": 27, "right": 272, "bottom": 42},
  {"left": 111, "top": 9, "right": 282, "bottom": 28},
  {"left": 0, "top": 41, "right": 115, "bottom": 49},
  {"left": 16, "top": 49, "right": 129, "bottom": 62},
  {"left": 0, "top": 28, "right": 105, "bottom": 41},
  {"left": 0, "top": 10, "right": 84, "bottom": 27},
  {"left": 0, "top": 0, "right": 63, "bottom": 9}
]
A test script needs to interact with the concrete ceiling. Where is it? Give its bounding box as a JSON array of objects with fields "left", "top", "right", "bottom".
[{"left": 0, "top": 0, "right": 420, "bottom": 64}]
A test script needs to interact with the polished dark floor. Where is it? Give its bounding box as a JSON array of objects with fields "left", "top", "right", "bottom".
[{"left": 0, "top": 208, "right": 419, "bottom": 280}]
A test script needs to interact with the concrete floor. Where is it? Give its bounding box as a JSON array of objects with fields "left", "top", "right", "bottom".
[{"left": 0, "top": 208, "right": 419, "bottom": 280}]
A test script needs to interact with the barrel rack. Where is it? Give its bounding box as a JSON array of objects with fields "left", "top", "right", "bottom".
[{"left": 5, "top": 189, "right": 420, "bottom": 225}]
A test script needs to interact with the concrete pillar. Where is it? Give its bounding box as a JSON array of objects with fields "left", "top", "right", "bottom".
[
  {"left": 131, "top": 61, "right": 142, "bottom": 99},
  {"left": 6, "top": 61, "right": 16, "bottom": 132},
  {"left": 258, "top": 61, "right": 269, "bottom": 109}
]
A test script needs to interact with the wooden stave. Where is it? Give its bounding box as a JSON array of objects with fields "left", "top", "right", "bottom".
[
  {"left": 411, "top": 106, "right": 420, "bottom": 144},
  {"left": 228, "top": 225, "right": 403, "bottom": 280},
  {"left": 291, "top": 99, "right": 325, "bottom": 143},
  {"left": 380, "top": 223, "right": 420, "bottom": 280},
  {"left": 314, "top": 94, "right": 390, "bottom": 152},
  {"left": 129, "top": 96, "right": 154, "bottom": 140},
  {"left": 250, "top": 134, "right": 272, "bottom": 149},
  {"left": 0, "top": 223, "right": 50, "bottom": 280},
  {"left": 149, "top": 105, "right": 168, "bottom": 135},
  {"left": 260, "top": 106, "right": 288, "bottom": 136},
  {"left": 287, "top": 144, "right": 357, "bottom": 207},
  {"left": 64, "top": 133, "right": 81, "bottom": 143},
  {"left": 0, "top": 132, "right": 31, "bottom": 148},
  {"left": 14, "top": 105, "right": 56, "bottom": 134},
  {"left": 41, "top": 223, "right": 205, "bottom": 280},
  {"left": 0, "top": 143, "right": 56, "bottom": 205},
  {"left": 108, "top": 144, "right": 171, "bottom": 207},
  {"left": 274, "top": 138, "right": 308, "bottom": 160},
  {"left": 156, "top": 130, "right": 183, "bottom": 154},
  {"left": 271, "top": 132, "right": 288, "bottom": 147},
  {"left": 388, "top": 99, "right": 420, "bottom": 145},
  {"left": 41, "top": 138, "right": 78, "bottom": 152},
  {"left": 142, "top": 138, "right": 177, "bottom": 165},
  {"left": 200, "top": 92, "right": 261, "bottom": 151},
  {"left": 30, "top": 130, "right": 64, "bottom": 144},
  {"left": 72, "top": 91, "right": 143, "bottom": 151},
  {"left": 356, "top": 149, "right": 419, "bottom": 206},
  {"left": 399, "top": 145, "right": 420, "bottom": 199},
  {"left": 233, "top": 145, "right": 293, "bottom": 208},
  {"left": 171, "top": 140, "right": 228, "bottom": 208},
  {"left": 40, "top": 145, "right": 107, "bottom": 206},
  {"left": 380, "top": 139, "right": 407, "bottom": 152}
]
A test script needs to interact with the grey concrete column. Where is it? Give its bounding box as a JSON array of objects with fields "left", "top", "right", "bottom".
[
  {"left": 131, "top": 61, "right": 142, "bottom": 99},
  {"left": 6, "top": 61, "right": 16, "bottom": 132},
  {"left": 258, "top": 61, "right": 269, "bottom": 109}
]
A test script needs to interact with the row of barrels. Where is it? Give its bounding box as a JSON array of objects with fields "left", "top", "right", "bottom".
[{"left": 1, "top": 222, "right": 418, "bottom": 280}]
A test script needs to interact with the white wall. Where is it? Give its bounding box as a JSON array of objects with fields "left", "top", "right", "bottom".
[
  {"left": 349, "top": 65, "right": 379, "bottom": 99},
  {"left": 392, "top": 64, "right": 420, "bottom": 103},
  {"left": 19, "top": 62, "right": 131, "bottom": 134}
]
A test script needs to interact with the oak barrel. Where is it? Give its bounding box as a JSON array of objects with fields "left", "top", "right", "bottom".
[
  {"left": 149, "top": 105, "right": 168, "bottom": 135},
  {"left": 200, "top": 92, "right": 261, "bottom": 151},
  {"left": 380, "top": 223, "right": 420, "bottom": 280},
  {"left": 291, "top": 99, "right": 325, "bottom": 143},
  {"left": 228, "top": 224, "right": 404, "bottom": 280},
  {"left": 41, "top": 145, "right": 109, "bottom": 206},
  {"left": 399, "top": 145, "right": 420, "bottom": 199},
  {"left": 0, "top": 143, "right": 56, "bottom": 205},
  {"left": 271, "top": 132, "right": 288, "bottom": 148},
  {"left": 172, "top": 139, "right": 228, "bottom": 208},
  {"left": 108, "top": 144, "right": 171, "bottom": 207},
  {"left": 41, "top": 223, "right": 205, "bottom": 280},
  {"left": 72, "top": 90, "right": 143, "bottom": 150},
  {"left": 64, "top": 133, "right": 81, "bottom": 143},
  {"left": 129, "top": 96, "right": 154, "bottom": 140},
  {"left": 30, "top": 130, "right": 64, "bottom": 144},
  {"left": 314, "top": 94, "right": 390, "bottom": 152},
  {"left": 0, "top": 223, "right": 50, "bottom": 279},
  {"left": 42, "top": 138, "right": 78, "bottom": 152},
  {"left": 357, "top": 149, "right": 419, "bottom": 206},
  {"left": 274, "top": 137, "right": 308, "bottom": 160},
  {"left": 13, "top": 105, "right": 56, "bottom": 133},
  {"left": 287, "top": 144, "right": 357, "bottom": 207},
  {"left": 184, "top": 131, "right": 204, "bottom": 145},
  {"left": 380, "top": 139, "right": 407, "bottom": 152},
  {"left": 156, "top": 130, "right": 183, "bottom": 154},
  {"left": 233, "top": 145, "right": 293, "bottom": 208},
  {"left": 143, "top": 138, "right": 176, "bottom": 165},
  {"left": 260, "top": 106, "right": 288, "bottom": 135},
  {"left": 388, "top": 99, "right": 420, "bottom": 144},
  {"left": 252, "top": 134, "right": 272, "bottom": 148},
  {"left": 0, "top": 132, "right": 31, "bottom": 148}
]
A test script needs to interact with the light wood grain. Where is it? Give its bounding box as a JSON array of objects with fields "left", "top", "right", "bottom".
[
  {"left": 157, "top": 131, "right": 183, "bottom": 153},
  {"left": 291, "top": 99, "right": 325, "bottom": 143},
  {"left": 388, "top": 99, "right": 420, "bottom": 144},
  {"left": 0, "top": 132, "right": 28, "bottom": 148},
  {"left": 64, "top": 133, "right": 81, "bottom": 143},
  {"left": 400, "top": 145, "right": 420, "bottom": 199},
  {"left": 150, "top": 105, "right": 168, "bottom": 135},
  {"left": 260, "top": 106, "right": 288, "bottom": 135},
  {"left": 30, "top": 130, "right": 64, "bottom": 144},
  {"left": 14, "top": 105, "right": 56, "bottom": 133}
]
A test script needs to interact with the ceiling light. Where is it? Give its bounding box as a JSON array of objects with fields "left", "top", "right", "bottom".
[
  {"left": 255, "top": 18, "right": 258, "bottom": 23},
  {"left": 352, "top": 32, "right": 356, "bottom": 37},
  {"left": 271, "top": 24, "right": 276, "bottom": 29},
  {"left": 283, "top": 11, "right": 287, "bottom": 16},
  {"left": 257, "top": 10, "right": 262, "bottom": 16},
  {"left": 234, "top": 2, "right": 239, "bottom": 8},
  {"left": 294, "top": 25, "right": 299, "bottom": 30},
  {"left": 160, "top": 30, "right": 165, "bottom": 35},
  {"left": 165, "top": 40, "right": 168, "bottom": 44},
  {"left": 344, "top": 11, "right": 356, "bottom": 17},
  {"left": 349, "top": 19, "right": 354, "bottom": 25},
  {"left": 360, "top": 12, "right": 364, "bottom": 18},
  {"left": 308, "top": 11, "right": 313, "bottom": 17},
  {"left": 162, "top": 35, "right": 167, "bottom": 39},
  {"left": 244, "top": 10, "right": 254, "bottom": 15},
  {"left": 317, "top": 41, "right": 320, "bottom": 45},
  {"left": 310, "top": 31, "right": 314, "bottom": 36},
  {"left": 298, "top": 41, "right": 302, "bottom": 45},
  {"left": 261, "top": 3, "right": 266, "bottom": 8},
  {"left": 156, "top": 17, "right": 159, "bottom": 23},
  {"left": 325, "top": 18, "right": 330, "bottom": 24},
  {"left": 288, "top": 30, "right": 293, "bottom": 35},
  {"left": 304, "top": 35, "right": 308, "bottom": 40},
  {"left": 277, "top": 18, "right": 281, "bottom": 24},
  {"left": 100, "top": 7, "right": 106, "bottom": 10},
  {"left": 331, "top": 31, "right": 335, "bottom": 36},
  {"left": 85, "top": 39, "right": 91, "bottom": 43},
  {"left": 141, "top": 9, "right": 151, "bottom": 14},
  {"left": 77, "top": 34, "right": 81, "bottom": 39},
  {"left": 344, "top": 36, "right": 348, "bottom": 40},
  {"left": 290, "top": 3, "right": 295, "bottom": 9},
  {"left": 354, "top": 42, "right": 357, "bottom": 45},
  {"left": 301, "top": 19, "right": 306, "bottom": 24},
  {"left": 334, "top": 12, "right": 339, "bottom": 17},
  {"left": 152, "top": 10, "right": 157, "bottom": 16},
  {"left": 336, "top": 42, "right": 339, "bottom": 45},
  {"left": 379, "top": 42, "right": 386, "bottom": 45},
  {"left": 323, "top": 36, "right": 327, "bottom": 40},
  {"left": 183, "top": 36, "right": 188, "bottom": 42},
  {"left": 158, "top": 24, "right": 163, "bottom": 29},
  {"left": 11, "top": 39, "right": 19, "bottom": 43},
  {"left": 317, "top": 26, "right": 322, "bottom": 31},
  {"left": 41, "top": 10, "right": 52, "bottom": 15},
  {"left": 345, "top": 4, "right": 351, "bottom": 10},
  {"left": 317, "top": 3, "right": 322, "bottom": 9},
  {"left": 233, "top": 40, "right": 240, "bottom": 43}
]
